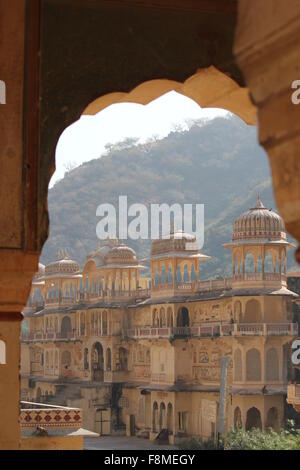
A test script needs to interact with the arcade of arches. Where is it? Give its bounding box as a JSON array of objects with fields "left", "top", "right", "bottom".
[{"left": 2, "top": 0, "right": 300, "bottom": 450}]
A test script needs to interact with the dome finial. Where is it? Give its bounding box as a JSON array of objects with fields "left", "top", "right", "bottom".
[{"left": 256, "top": 192, "right": 264, "bottom": 208}]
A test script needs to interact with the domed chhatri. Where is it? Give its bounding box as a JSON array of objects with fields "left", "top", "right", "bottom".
[
  {"left": 45, "top": 249, "right": 80, "bottom": 276},
  {"left": 233, "top": 194, "right": 286, "bottom": 242},
  {"left": 224, "top": 195, "right": 294, "bottom": 290}
]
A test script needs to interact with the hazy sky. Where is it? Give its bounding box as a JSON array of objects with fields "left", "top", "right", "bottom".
[{"left": 51, "top": 91, "right": 229, "bottom": 187}]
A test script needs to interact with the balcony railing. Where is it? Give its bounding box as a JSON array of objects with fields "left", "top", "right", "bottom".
[
  {"left": 233, "top": 273, "right": 286, "bottom": 282},
  {"left": 126, "top": 322, "right": 298, "bottom": 339},
  {"left": 20, "top": 401, "right": 82, "bottom": 430}
]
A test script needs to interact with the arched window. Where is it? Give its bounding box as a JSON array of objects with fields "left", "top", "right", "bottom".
[
  {"left": 91, "top": 342, "right": 104, "bottom": 381},
  {"left": 0, "top": 340, "right": 6, "bottom": 364},
  {"left": 266, "top": 348, "right": 279, "bottom": 381},
  {"left": 234, "top": 349, "right": 242, "bottom": 382},
  {"left": 61, "top": 316, "right": 72, "bottom": 338},
  {"left": 245, "top": 253, "right": 255, "bottom": 272},
  {"left": 106, "top": 348, "right": 111, "bottom": 371},
  {"left": 153, "top": 309, "right": 159, "bottom": 327},
  {"left": 167, "top": 267, "right": 173, "bottom": 284},
  {"left": 176, "top": 266, "right": 182, "bottom": 284},
  {"left": 246, "top": 348, "right": 261, "bottom": 381},
  {"left": 118, "top": 347, "right": 128, "bottom": 371},
  {"left": 102, "top": 311, "right": 108, "bottom": 335},
  {"left": 177, "top": 307, "right": 189, "bottom": 327},
  {"left": 183, "top": 265, "right": 189, "bottom": 283},
  {"left": 246, "top": 407, "right": 262, "bottom": 430},
  {"left": 160, "top": 308, "right": 166, "bottom": 327},
  {"left": 84, "top": 348, "right": 89, "bottom": 370},
  {"left": 244, "top": 299, "right": 262, "bottom": 323},
  {"left": 161, "top": 265, "right": 167, "bottom": 284},
  {"left": 264, "top": 251, "right": 274, "bottom": 273}
]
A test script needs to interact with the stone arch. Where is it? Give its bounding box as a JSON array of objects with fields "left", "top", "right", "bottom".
[
  {"left": 0, "top": 340, "right": 6, "bottom": 364},
  {"left": 244, "top": 299, "right": 262, "bottom": 323},
  {"left": 234, "top": 406, "right": 242, "bottom": 428},
  {"left": 61, "top": 316, "right": 72, "bottom": 338},
  {"left": 246, "top": 407, "right": 262, "bottom": 431},
  {"left": 152, "top": 401, "right": 158, "bottom": 432},
  {"left": 246, "top": 348, "right": 261, "bottom": 381},
  {"left": 177, "top": 306, "right": 190, "bottom": 327},
  {"left": 234, "top": 349, "right": 242, "bottom": 382},
  {"left": 159, "top": 402, "right": 166, "bottom": 431},
  {"left": 266, "top": 348, "right": 279, "bottom": 381},
  {"left": 91, "top": 342, "right": 104, "bottom": 381},
  {"left": 82, "top": 68, "right": 255, "bottom": 125},
  {"left": 266, "top": 407, "right": 279, "bottom": 432}
]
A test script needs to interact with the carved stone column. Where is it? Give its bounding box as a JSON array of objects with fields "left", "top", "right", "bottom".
[{"left": 235, "top": 0, "right": 300, "bottom": 259}]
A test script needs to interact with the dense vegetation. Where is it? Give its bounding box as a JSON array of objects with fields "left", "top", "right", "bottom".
[
  {"left": 179, "top": 421, "right": 300, "bottom": 450},
  {"left": 42, "top": 115, "right": 297, "bottom": 276}
]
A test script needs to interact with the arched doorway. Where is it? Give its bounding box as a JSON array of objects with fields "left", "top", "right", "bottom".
[
  {"left": 234, "top": 406, "right": 242, "bottom": 428},
  {"left": 152, "top": 402, "right": 158, "bottom": 432},
  {"left": 167, "top": 403, "right": 173, "bottom": 434},
  {"left": 106, "top": 348, "right": 112, "bottom": 371},
  {"left": 159, "top": 402, "right": 166, "bottom": 431},
  {"left": 246, "top": 407, "right": 262, "bottom": 431},
  {"left": 266, "top": 407, "right": 279, "bottom": 432},
  {"left": 61, "top": 316, "right": 72, "bottom": 338},
  {"left": 177, "top": 307, "right": 189, "bottom": 327},
  {"left": 91, "top": 342, "right": 104, "bottom": 381}
]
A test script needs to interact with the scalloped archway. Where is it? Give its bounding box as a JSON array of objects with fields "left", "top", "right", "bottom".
[{"left": 82, "top": 66, "right": 256, "bottom": 126}]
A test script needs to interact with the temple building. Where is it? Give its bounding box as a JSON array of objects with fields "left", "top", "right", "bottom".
[{"left": 21, "top": 197, "right": 299, "bottom": 443}]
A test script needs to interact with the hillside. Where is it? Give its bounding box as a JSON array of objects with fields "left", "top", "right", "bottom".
[{"left": 41, "top": 115, "right": 297, "bottom": 278}]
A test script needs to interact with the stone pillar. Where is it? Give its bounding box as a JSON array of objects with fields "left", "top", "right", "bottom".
[{"left": 235, "top": 0, "right": 300, "bottom": 259}]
